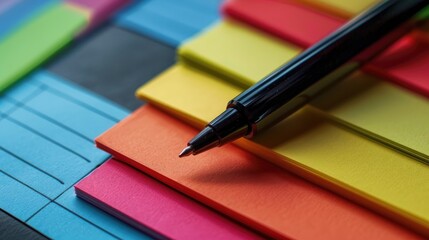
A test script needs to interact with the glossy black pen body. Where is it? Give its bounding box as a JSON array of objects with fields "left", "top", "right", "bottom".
[{"left": 179, "top": 0, "right": 429, "bottom": 157}]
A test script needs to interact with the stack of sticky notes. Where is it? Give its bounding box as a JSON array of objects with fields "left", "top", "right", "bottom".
[
  {"left": 0, "top": 1, "right": 164, "bottom": 239},
  {"left": 72, "top": 0, "right": 429, "bottom": 239},
  {"left": 0, "top": 0, "right": 130, "bottom": 94}
]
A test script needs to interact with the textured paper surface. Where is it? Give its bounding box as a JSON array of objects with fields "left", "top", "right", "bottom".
[
  {"left": 76, "top": 159, "right": 261, "bottom": 239},
  {"left": 312, "top": 72, "right": 429, "bottom": 162},
  {"left": 0, "top": 3, "right": 86, "bottom": 92},
  {"left": 136, "top": 64, "right": 429, "bottom": 235},
  {"left": 222, "top": 0, "right": 343, "bottom": 47},
  {"left": 67, "top": 0, "right": 129, "bottom": 30},
  {"left": 222, "top": 0, "right": 429, "bottom": 99},
  {"left": 367, "top": 36, "right": 429, "bottom": 99},
  {"left": 0, "top": 71, "right": 150, "bottom": 239},
  {"left": 29, "top": 189, "right": 152, "bottom": 240},
  {"left": 0, "top": 0, "right": 19, "bottom": 14},
  {"left": 179, "top": 19, "right": 429, "bottom": 162},
  {"left": 116, "top": 0, "right": 222, "bottom": 46},
  {"left": 0, "top": 0, "right": 56, "bottom": 40},
  {"left": 96, "top": 103, "right": 424, "bottom": 239},
  {"left": 179, "top": 20, "right": 301, "bottom": 87},
  {"left": 293, "top": 0, "right": 378, "bottom": 18}
]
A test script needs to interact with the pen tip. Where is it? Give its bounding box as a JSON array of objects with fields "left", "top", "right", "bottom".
[{"left": 179, "top": 146, "right": 194, "bottom": 158}]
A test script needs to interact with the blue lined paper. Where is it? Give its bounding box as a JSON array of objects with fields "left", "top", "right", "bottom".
[
  {"left": 28, "top": 203, "right": 118, "bottom": 240},
  {"left": 55, "top": 189, "right": 151, "bottom": 240},
  {"left": 0, "top": 71, "right": 150, "bottom": 239}
]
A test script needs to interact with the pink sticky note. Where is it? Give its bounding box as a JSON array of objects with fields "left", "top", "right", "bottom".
[
  {"left": 67, "top": 0, "right": 130, "bottom": 29},
  {"left": 75, "top": 159, "right": 261, "bottom": 240}
]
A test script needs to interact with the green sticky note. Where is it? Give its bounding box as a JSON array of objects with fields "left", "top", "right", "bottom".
[{"left": 0, "top": 4, "right": 87, "bottom": 92}]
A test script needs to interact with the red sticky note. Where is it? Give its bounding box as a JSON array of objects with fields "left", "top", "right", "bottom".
[
  {"left": 222, "top": 0, "right": 344, "bottom": 47},
  {"left": 75, "top": 159, "right": 260, "bottom": 240},
  {"left": 365, "top": 36, "right": 429, "bottom": 98},
  {"left": 95, "top": 105, "right": 422, "bottom": 240},
  {"left": 223, "top": 0, "right": 429, "bottom": 98}
]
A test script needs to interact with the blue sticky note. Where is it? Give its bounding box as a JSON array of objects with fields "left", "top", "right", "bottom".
[
  {"left": 0, "top": 71, "right": 127, "bottom": 199},
  {"left": 180, "top": 0, "right": 223, "bottom": 10},
  {"left": 33, "top": 71, "right": 129, "bottom": 121},
  {"left": 118, "top": 8, "right": 195, "bottom": 46},
  {"left": 0, "top": 171, "right": 48, "bottom": 221},
  {"left": 27, "top": 203, "right": 118, "bottom": 240},
  {"left": 9, "top": 106, "right": 109, "bottom": 164},
  {"left": 57, "top": 189, "right": 152, "bottom": 240},
  {"left": 116, "top": 0, "right": 220, "bottom": 46},
  {"left": 141, "top": 0, "right": 219, "bottom": 29},
  {"left": 0, "top": 0, "right": 19, "bottom": 15},
  {"left": 0, "top": 97, "right": 15, "bottom": 113},
  {"left": 0, "top": 0, "right": 57, "bottom": 40},
  {"left": 0, "top": 118, "right": 98, "bottom": 198},
  {"left": 2, "top": 79, "right": 44, "bottom": 104},
  {"left": 23, "top": 86, "right": 118, "bottom": 141}
]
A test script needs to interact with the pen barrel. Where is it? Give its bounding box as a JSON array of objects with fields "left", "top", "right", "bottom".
[{"left": 229, "top": 0, "right": 429, "bottom": 135}]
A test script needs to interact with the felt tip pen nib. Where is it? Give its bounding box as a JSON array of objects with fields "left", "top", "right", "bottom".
[{"left": 179, "top": 146, "right": 194, "bottom": 158}]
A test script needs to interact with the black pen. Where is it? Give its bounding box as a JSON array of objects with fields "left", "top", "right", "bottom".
[{"left": 179, "top": 0, "right": 429, "bottom": 157}]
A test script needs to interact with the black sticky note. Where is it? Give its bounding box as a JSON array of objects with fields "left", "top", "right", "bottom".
[
  {"left": 0, "top": 209, "right": 49, "bottom": 240},
  {"left": 48, "top": 25, "right": 176, "bottom": 110}
]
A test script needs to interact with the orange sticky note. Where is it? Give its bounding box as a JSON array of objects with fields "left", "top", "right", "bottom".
[{"left": 96, "top": 105, "right": 422, "bottom": 240}]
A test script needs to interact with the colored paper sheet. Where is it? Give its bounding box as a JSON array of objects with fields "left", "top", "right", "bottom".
[
  {"left": 0, "top": 171, "right": 49, "bottom": 221},
  {"left": 222, "top": 0, "right": 343, "bottom": 47},
  {"left": 135, "top": 64, "right": 429, "bottom": 235},
  {"left": 366, "top": 36, "right": 429, "bottom": 99},
  {"left": 221, "top": 0, "right": 429, "bottom": 101},
  {"left": 55, "top": 188, "right": 151, "bottom": 240},
  {"left": 0, "top": 209, "right": 48, "bottom": 240},
  {"left": 311, "top": 72, "right": 429, "bottom": 163},
  {"left": 0, "top": 0, "right": 20, "bottom": 14},
  {"left": 0, "top": 71, "right": 123, "bottom": 199},
  {"left": 0, "top": 70, "right": 145, "bottom": 239},
  {"left": 67, "top": 0, "right": 130, "bottom": 30},
  {"left": 0, "top": 3, "right": 86, "bottom": 93},
  {"left": 49, "top": 26, "right": 176, "bottom": 110},
  {"left": 76, "top": 159, "right": 261, "bottom": 240},
  {"left": 219, "top": 0, "right": 429, "bottom": 100},
  {"left": 179, "top": 20, "right": 429, "bottom": 163},
  {"left": 95, "top": 104, "right": 424, "bottom": 240},
  {"left": 0, "top": 0, "right": 56, "bottom": 40},
  {"left": 221, "top": 0, "right": 429, "bottom": 100},
  {"left": 27, "top": 203, "right": 120, "bottom": 240},
  {"left": 293, "top": 0, "right": 378, "bottom": 18},
  {"left": 116, "top": 0, "right": 221, "bottom": 46},
  {"left": 179, "top": 20, "right": 301, "bottom": 87}
]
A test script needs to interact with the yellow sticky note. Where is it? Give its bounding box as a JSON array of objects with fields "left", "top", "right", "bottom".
[
  {"left": 179, "top": 20, "right": 301, "bottom": 87},
  {"left": 139, "top": 64, "right": 239, "bottom": 126},
  {"left": 292, "top": 0, "right": 379, "bottom": 18},
  {"left": 179, "top": 20, "right": 429, "bottom": 163},
  {"left": 313, "top": 72, "right": 429, "bottom": 163},
  {"left": 137, "top": 64, "right": 429, "bottom": 233}
]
